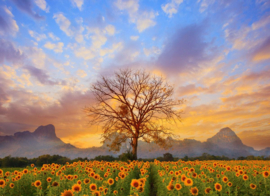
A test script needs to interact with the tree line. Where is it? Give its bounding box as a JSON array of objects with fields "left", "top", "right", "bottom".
[{"left": 1, "top": 153, "right": 270, "bottom": 168}]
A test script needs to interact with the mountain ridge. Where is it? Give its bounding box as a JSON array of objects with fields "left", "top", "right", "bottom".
[{"left": 0, "top": 124, "right": 269, "bottom": 159}]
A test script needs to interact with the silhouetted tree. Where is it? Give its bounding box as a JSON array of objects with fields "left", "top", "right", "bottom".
[
  {"left": 163, "top": 152, "right": 174, "bottom": 161},
  {"left": 84, "top": 68, "right": 184, "bottom": 159}
]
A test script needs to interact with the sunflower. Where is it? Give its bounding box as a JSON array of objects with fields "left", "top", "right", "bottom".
[
  {"left": 108, "top": 178, "right": 114, "bottom": 185},
  {"left": 190, "top": 187, "right": 199, "bottom": 195},
  {"left": 104, "top": 188, "right": 108, "bottom": 194},
  {"left": 84, "top": 178, "right": 90, "bottom": 184},
  {"left": 5, "top": 171, "right": 10, "bottom": 177},
  {"left": 181, "top": 174, "right": 187, "bottom": 182},
  {"left": 250, "top": 183, "right": 256, "bottom": 190},
  {"left": 52, "top": 181, "right": 59, "bottom": 187},
  {"left": 9, "top": 183, "right": 14, "bottom": 188},
  {"left": 131, "top": 179, "right": 140, "bottom": 188},
  {"left": 184, "top": 178, "right": 193, "bottom": 186},
  {"left": 23, "top": 169, "right": 28, "bottom": 174},
  {"left": 227, "top": 182, "right": 232, "bottom": 187},
  {"left": 175, "top": 183, "right": 182, "bottom": 190},
  {"left": 34, "top": 180, "right": 42, "bottom": 187},
  {"left": 61, "top": 190, "right": 74, "bottom": 196},
  {"left": 138, "top": 187, "right": 144, "bottom": 193},
  {"left": 243, "top": 174, "right": 248, "bottom": 181},
  {"left": 222, "top": 176, "right": 228, "bottom": 183},
  {"left": 72, "top": 184, "right": 81, "bottom": 192},
  {"left": 90, "top": 183, "right": 97, "bottom": 191},
  {"left": 263, "top": 171, "right": 269, "bottom": 178},
  {"left": 31, "top": 164, "right": 35, "bottom": 167},
  {"left": 215, "top": 183, "right": 222, "bottom": 191},
  {"left": 0, "top": 179, "right": 5, "bottom": 188},
  {"left": 120, "top": 173, "right": 126, "bottom": 179},
  {"left": 113, "top": 190, "right": 118, "bottom": 195},
  {"left": 167, "top": 183, "right": 174, "bottom": 191},
  {"left": 93, "top": 191, "right": 101, "bottom": 196},
  {"left": 205, "top": 187, "right": 211, "bottom": 194},
  {"left": 47, "top": 177, "right": 52, "bottom": 182}
]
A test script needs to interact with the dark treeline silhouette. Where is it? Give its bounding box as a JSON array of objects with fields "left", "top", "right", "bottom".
[{"left": 1, "top": 153, "right": 270, "bottom": 168}]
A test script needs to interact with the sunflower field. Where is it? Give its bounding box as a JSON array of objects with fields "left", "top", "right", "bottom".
[{"left": 0, "top": 159, "right": 269, "bottom": 196}]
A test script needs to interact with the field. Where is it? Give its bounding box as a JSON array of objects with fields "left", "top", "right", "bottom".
[{"left": 0, "top": 160, "right": 269, "bottom": 196}]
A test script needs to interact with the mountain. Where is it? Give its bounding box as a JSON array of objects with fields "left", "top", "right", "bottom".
[
  {"left": 0, "top": 125, "right": 269, "bottom": 159},
  {"left": 0, "top": 124, "right": 115, "bottom": 159}
]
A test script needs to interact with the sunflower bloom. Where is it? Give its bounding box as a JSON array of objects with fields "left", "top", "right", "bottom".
[
  {"left": 61, "top": 190, "right": 74, "bottom": 196},
  {"left": 263, "top": 171, "right": 269, "bottom": 178},
  {"left": 34, "top": 180, "right": 42, "bottom": 187},
  {"left": 243, "top": 174, "right": 248, "bottom": 181},
  {"left": 205, "top": 187, "right": 211, "bottom": 194},
  {"left": 184, "top": 178, "right": 193, "bottom": 186},
  {"left": 84, "top": 178, "right": 90, "bottom": 184},
  {"left": 93, "top": 191, "right": 101, "bottom": 196},
  {"left": 167, "top": 183, "right": 174, "bottom": 191},
  {"left": 250, "top": 183, "right": 256, "bottom": 189},
  {"left": 131, "top": 179, "right": 140, "bottom": 188},
  {"left": 108, "top": 178, "right": 114, "bottom": 185},
  {"left": 47, "top": 177, "right": 52, "bottom": 182},
  {"left": 222, "top": 176, "right": 228, "bottom": 183},
  {"left": 190, "top": 187, "right": 199, "bottom": 195},
  {"left": 72, "top": 184, "right": 81, "bottom": 192},
  {"left": 175, "top": 183, "right": 182, "bottom": 190},
  {"left": 0, "top": 180, "right": 5, "bottom": 188},
  {"left": 9, "top": 183, "right": 15, "bottom": 188},
  {"left": 215, "top": 183, "right": 222, "bottom": 192},
  {"left": 90, "top": 183, "right": 97, "bottom": 191}
]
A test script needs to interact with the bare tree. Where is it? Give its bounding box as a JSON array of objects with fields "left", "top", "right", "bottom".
[{"left": 84, "top": 68, "right": 184, "bottom": 160}]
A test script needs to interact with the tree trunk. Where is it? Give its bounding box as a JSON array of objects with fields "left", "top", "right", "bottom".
[{"left": 131, "top": 137, "right": 138, "bottom": 160}]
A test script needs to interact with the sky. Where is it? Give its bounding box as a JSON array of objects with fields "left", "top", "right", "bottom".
[{"left": 0, "top": 0, "right": 270, "bottom": 150}]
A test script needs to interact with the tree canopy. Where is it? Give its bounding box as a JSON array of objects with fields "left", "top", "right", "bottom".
[{"left": 84, "top": 68, "right": 184, "bottom": 159}]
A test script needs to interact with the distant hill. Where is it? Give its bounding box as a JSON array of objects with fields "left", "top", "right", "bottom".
[{"left": 0, "top": 124, "right": 269, "bottom": 159}]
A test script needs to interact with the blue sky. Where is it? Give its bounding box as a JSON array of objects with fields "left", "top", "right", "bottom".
[{"left": 0, "top": 0, "right": 270, "bottom": 150}]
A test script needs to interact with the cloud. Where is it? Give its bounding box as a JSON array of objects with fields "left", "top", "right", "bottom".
[
  {"left": 53, "top": 13, "right": 73, "bottom": 36},
  {"left": 143, "top": 46, "right": 161, "bottom": 57},
  {"left": 105, "top": 24, "right": 115, "bottom": 36},
  {"left": 11, "top": 0, "right": 44, "bottom": 20},
  {"left": 252, "top": 37, "right": 270, "bottom": 61},
  {"left": 0, "top": 6, "right": 19, "bottom": 36},
  {"left": 115, "top": 0, "right": 157, "bottom": 32},
  {"left": 74, "top": 26, "right": 119, "bottom": 61},
  {"left": 114, "top": 0, "right": 139, "bottom": 15},
  {"left": 157, "top": 23, "right": 216, "bottom": 75},
  {"left": 135, "top": 11, "right": 158, "bottom": 32},
  {"left": 44, "top": 42, "right": 64, "bottom": 53},
  {"left": 74, "top": 47, "right": 95, "bottom": 60},
  {"left": 23, "top": 65, "right": 66, "bottom": 86},
  {"left": 161, "top": 0, "right": 183, "bottom": 18},
  {"left": 28, "top": 30, "right": 47, "bottom": 41},
  {"left": 100, "top": 42, "right": 123, "bottom": 57},
  {"left": 0, "top": 122, "right": 37, "bottom": 135},
  {"left": 238, "top": 129, "right": 270, "bottom": 150},
  {"left": 0, "top": 39, "right": 24, "bottom": 64},
  {"left": 48, "top": 32, "right": 60, "bottom": 41},
  {"left": 71, "top": 0, "right": 84, "bottom": 11},
  {"left": 33, "top": 0, "right": 49, "bottom": 13},
  {"left": 130, "top": 36, "right": 139, "bottom": 41},
  {"left": 198, "top": 0, "right": 215, "bottom": 13},
  {"left": 76, "top": 69, "right": 87, "bottom": 78}
]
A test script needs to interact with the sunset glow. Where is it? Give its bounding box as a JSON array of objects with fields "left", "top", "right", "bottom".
[{"left": 0, "top": 0, "right": 270, "bottom": 150}]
